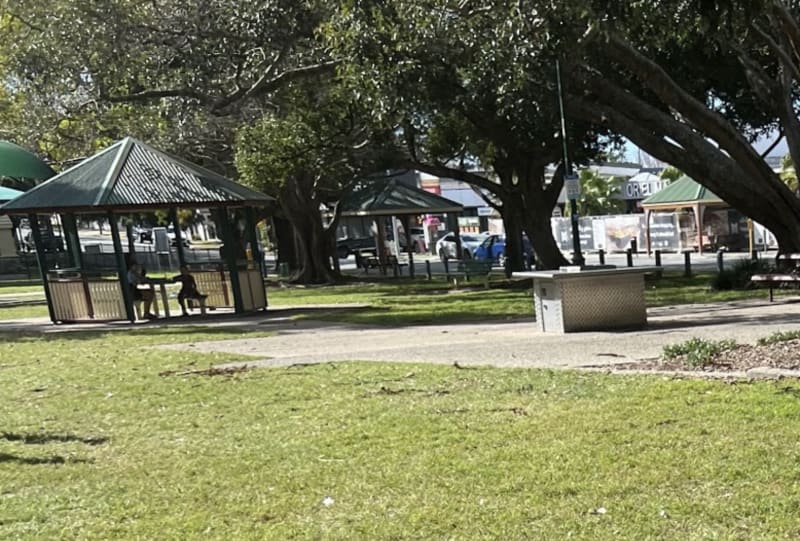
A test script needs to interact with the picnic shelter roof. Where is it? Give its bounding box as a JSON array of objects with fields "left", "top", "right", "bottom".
[
  {"left": 0, "top": 137, "right": 274, "bottom": 214},
  {"left": 641, "top": 175, "right": 725, "bottom": 209},
  {"left": 339, "top": 178, "right": 463, "bottom": 216}
]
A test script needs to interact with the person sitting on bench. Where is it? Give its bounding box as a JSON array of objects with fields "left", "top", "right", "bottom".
[
  {"left": 127, "top": 263, "right": 156, "bottom": 319},
  {"left": 172, "top": 265, "right": 207, "bottom": 316}
]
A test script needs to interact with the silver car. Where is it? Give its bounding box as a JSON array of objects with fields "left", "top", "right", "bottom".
[{"left": 435, "top": 232, "right": 489, "bottom": 261}]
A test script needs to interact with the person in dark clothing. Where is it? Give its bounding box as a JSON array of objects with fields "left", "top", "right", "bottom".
[{"left": 172, "top": 265, "right": 206, "bottom": 316}]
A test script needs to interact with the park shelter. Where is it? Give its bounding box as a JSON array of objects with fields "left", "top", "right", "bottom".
[
  {"left": 641, "top": 175, "right": 727, "bottom": 255},
  {"left": 0, "top": 137, "right": 275, "bottom": 323},
  {"left": 338, "top": 178, "right": 463, "bottom": 275}
]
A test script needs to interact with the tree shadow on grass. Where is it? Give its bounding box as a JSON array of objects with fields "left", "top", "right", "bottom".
[
  {"left": 1, "top": 432, "right": 107, "bottom": 446},
  {"left": 0, "top": 324, "right": 275, "bottom": 344},
  {"left": 0, "top": 453, "right": 92, "bottom": 465}
]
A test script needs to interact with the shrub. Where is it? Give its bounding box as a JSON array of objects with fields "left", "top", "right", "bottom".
[
  {"left": 662, "top": 337, "right": 738, "bottom": 367},
  {"left": 710, "top": 258, "right": 774, "bottom": 291},
  {"left": 756, "top": 330, "right": 800, "bottom": 346}
]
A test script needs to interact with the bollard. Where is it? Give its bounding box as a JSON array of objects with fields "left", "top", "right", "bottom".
[
  {"left": 598, "top": 249, "right": 605, "bottom": 265},
  {"left": 443, "top": 257, "right": 450, "bottom": 280},
  {"left": 654, "top": 250, "right": 663, "bottom": 279},
  {"left": 630, "top": 237, "right": 638, "bottom": 255},
  {"left": 426, "top": 260, "right": 432, "bottom": 280},
  {"left": 393, "top": 261, "right": 399, "bottom": 277},
  {"left": 717, "top": 250, "right": 724, "bottom": 273},
  {"left": 683, "top": 250, "right": 692, "bottom": 277},
  {"left": 626, "top": 248, "right": 633, "bottom": 267},
  {"left": 751, "top": 249, "right": 758, "bottom": 261}
]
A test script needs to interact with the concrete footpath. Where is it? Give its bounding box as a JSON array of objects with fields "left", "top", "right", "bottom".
[
  {"left": 150, "top": 297, "right": 800, "bottom": 370},
  {"left": 3, "top": 296, "right": 798, "bottom": 370}
]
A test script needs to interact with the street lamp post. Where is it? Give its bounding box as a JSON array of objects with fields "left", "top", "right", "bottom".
[{"left": 556, "top": 60, "right": 585, "bottom": 267}]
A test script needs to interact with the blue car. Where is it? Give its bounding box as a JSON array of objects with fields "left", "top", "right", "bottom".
[{"left": 473, "top": 234, "right": 532, "bottom": 266}]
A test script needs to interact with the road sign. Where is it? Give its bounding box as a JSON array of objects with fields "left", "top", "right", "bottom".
[{"left": 565, "top": 174, "right": 581, "bottom": 199}]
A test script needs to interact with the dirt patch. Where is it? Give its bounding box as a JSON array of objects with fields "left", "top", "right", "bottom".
[{"left": 616, "top": 339, "right": 800, "bottom": 373}]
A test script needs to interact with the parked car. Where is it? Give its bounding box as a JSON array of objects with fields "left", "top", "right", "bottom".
[
  {"left": 435, "top": 232, "right": 488, "bottom": 261},
  {"left": 336, "top": 236, "right": 377, "bottom": 259},
  {"left": 22, "top": 232, "right": 64, "bottom": 253},
  {"left": 473, "top": 234, "right": 533, "bottom": 267}
]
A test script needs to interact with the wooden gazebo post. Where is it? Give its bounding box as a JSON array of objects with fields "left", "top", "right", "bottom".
[
  {"left": 28, "top": 213, "right": 56, "bottom": 323},
  {"left": 693, "top": 203, "right": 704, "bottom": 254},
  {"left": 400, "top": 215, "right": 415, "bottom": 278},
  {"left": 217, "top": 207, "right": 244, "bottom": 313},
  {"left": 61, "top": 213, "right": 84, "bottom": 270},
  {"left": 109, "top": 211, "right": 136, "bottom": 322},
  {"left": 244, "top": 207, "right": 262, "bottom": 273},
  {"left": 169, "top": 207, "right": 187, "bottom": 268}
]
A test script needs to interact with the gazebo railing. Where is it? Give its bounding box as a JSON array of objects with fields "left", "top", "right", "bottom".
[{"left": 48, "top": 270, "right": 126, "bottom": 322}]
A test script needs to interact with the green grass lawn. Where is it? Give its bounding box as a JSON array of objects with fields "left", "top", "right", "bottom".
[
  {"left": 2, "top": 326, "right": 800, "bottom": 539},
  {"left": 0, "top": 271, "right": 784, "bottom": 324}
]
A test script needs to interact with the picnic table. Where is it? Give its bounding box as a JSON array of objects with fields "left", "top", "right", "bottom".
[{"left": 514, "top": 267, "right": 660, "bottom": 333}]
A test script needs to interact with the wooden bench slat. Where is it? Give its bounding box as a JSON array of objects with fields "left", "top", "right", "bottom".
[{"left": 751, "top": 272, "right": 800, "bottom": 302}]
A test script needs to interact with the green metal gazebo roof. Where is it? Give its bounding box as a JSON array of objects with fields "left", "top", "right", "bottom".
[
  {"left": 0, "top": 137, "right": 274, "bottom": 214},
  {"left": 641, "top": 175, "right": 724, "bottom": 207},
  {"left": 0, "top": 140, "right": 55, "bottom": 181},
  {"left": 0, "top": 186, "right": 23, "bottom": 202},
  {"left": 340, "top": 178, "right": 463, "bottom": 216}
]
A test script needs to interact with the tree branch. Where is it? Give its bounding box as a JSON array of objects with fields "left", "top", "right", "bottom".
[
  {"left": 396, "top": 158, "right": 500, "bottom": 195},
  {"left": 212, "top": 59, "right": 340, "bottom": 112},
  {"left": 600, "top": 32, "right": 777, "bottom": 184},
  {"left": 99, "top": 60, "right": 340, "bottom": 111}
]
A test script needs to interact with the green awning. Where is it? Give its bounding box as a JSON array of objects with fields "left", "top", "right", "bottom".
[
  {"left": 0, "top": 140, "right": 55, "bottom": 181},
  {"left": 641, "top": 175, "right": 723, "bottom": 207},
  {"left": 0, "top": 186, "right": 23, "bottom": 201}
]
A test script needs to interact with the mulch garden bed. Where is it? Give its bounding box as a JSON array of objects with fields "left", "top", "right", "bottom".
[{"left": 615, "top": 338, "right": 800, "bottom": 374}]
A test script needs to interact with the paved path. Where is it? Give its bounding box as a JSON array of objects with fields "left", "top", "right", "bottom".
[
  {"left": 4, "top": 296, "right": 799, "bottom": 370},
  {"left": 154, "top": 298, "right": 800, "bottom": 370}
]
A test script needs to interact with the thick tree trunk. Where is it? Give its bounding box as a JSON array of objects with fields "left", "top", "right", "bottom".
[
  {"left": 499, "top": 196, "right": 526, "bottom": 276},
  {"left": 272, "top": 216, "right": 296, "bottom": 272},
  {"left": 279, "top": 180, "right": 340, "bottom": 284},
  {"left": 404, "top": 158, "right": 571, "bottom": 268},
  {"left": 518, "top": 164, "right": 569, "bottom": 270},
  {"left": 523, "top": 198, "right": 569, "bottom": 270}
]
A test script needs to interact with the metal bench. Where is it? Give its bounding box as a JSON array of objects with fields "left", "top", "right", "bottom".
[
  {"left": 751, "top": 253, "right": 800, "bottom": 301},
  {"left": 453, "top": 260, "right": 494, "bottom": 288},
  {"left": 751, "top": 273, "right": 800, "bottom": 302}
]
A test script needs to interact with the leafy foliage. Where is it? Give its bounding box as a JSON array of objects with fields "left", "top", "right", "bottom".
[
  {"left": 757, "top": 330, "right": 800, "bottom": 346},
  {"left": 710, "top": 258, "right": 775, "bottom": 291},
  {"left": 564, "top": 169, "right": 624, "bottom": 216},
  {"left": 662, "top": 337, "right": 738, "bottom": 367},
  {"left": 780, "top": 154, "right": 798, "bottom": 194}
]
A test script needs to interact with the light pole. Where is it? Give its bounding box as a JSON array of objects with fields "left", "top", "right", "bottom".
[{"left": 555, "top": 60, "right": 584, "bottom": 267}]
